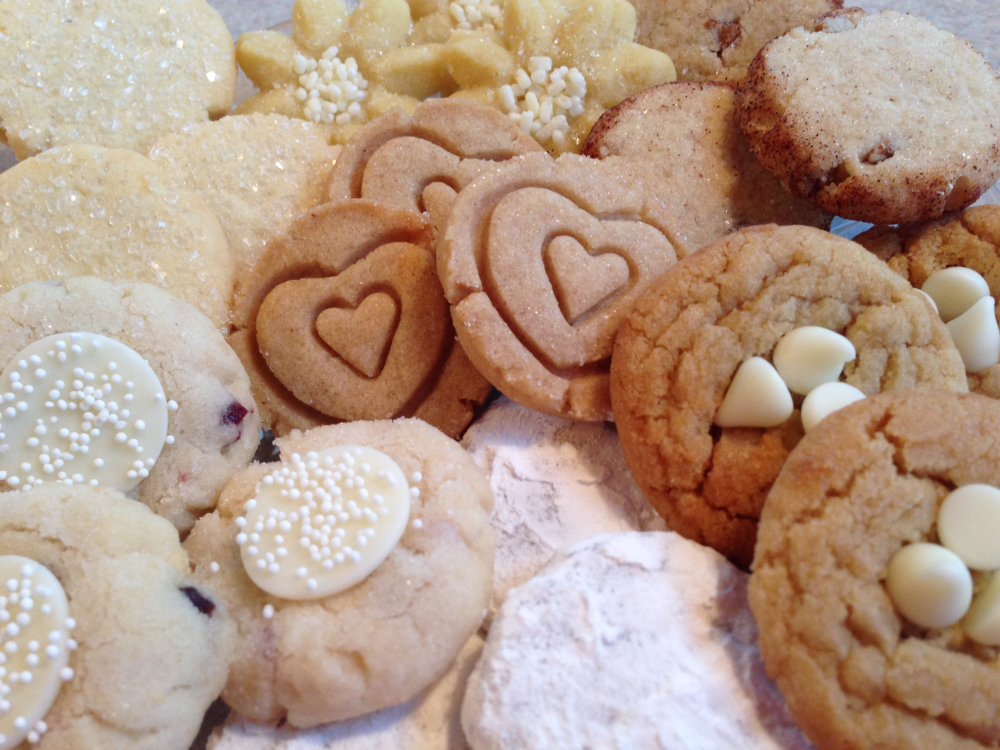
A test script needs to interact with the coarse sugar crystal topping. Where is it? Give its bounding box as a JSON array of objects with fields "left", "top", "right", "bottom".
[{"left": 499, "top": 57, "right": 586, "bottom": 148}]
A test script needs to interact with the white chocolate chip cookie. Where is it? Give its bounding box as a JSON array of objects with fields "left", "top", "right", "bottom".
[{"left": 0, "top": 278, "right": 260, "bottom": 533}]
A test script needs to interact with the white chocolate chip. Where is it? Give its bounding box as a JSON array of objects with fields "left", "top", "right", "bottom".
[
  {"left": 0, "top": 556, "right": 73, "bottom": 750},
  {"left": 937, "top": 484, "right": 1000, "bottom": 570},
  {"left": 772, "top": 326, "right": 856, "bottom": 395},
  {"left": 945, "top": 296, "right": 1000, "bottom": 373},
  {"left": 237, "top": 446, "right": 410, "bottom": 600},
  {"left": 800, "top": 381, "right": 866, "bottom": 433},
  {"left": 714, "top": 357, "right": 793, "bottom": 429},
  {"left": 962, "top": 571, "right": 1000, "bottom": 645},
  {"left": 885, "top": 543, "right": 973, "bottom": 629},
  {"left": 914, "top": 288, "right": 939, "bottom": 315},
  {"left": 922, "top": 267, "right": 990, "bottom": 322}
]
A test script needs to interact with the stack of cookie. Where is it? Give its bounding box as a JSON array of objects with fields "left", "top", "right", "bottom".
[{"left": 0, "top": 0, "right": 1000, "bottom": 748}]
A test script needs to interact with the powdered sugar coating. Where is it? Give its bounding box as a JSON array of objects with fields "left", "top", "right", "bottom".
[
  {"left": 462, "top": 531, "right": 812, "bottom": 750},
  {"left": 0, "top": 0, "right": 235, "bottom": 159}
]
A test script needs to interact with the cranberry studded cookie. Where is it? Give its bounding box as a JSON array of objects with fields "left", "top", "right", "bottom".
[
  {"left": 582, "top": 81, "right": 831, "bottom": 257},
  {"left": 751, "top": 389, "right": 1000, "bottom": 750},
  {"left": 462, "top": 531, "right": 810, "bottom": 750},
  {"left": 148, "top": 114, "right": 344, "bottom": 281},
  {"left": 325, "top": 98, "right": 542, "bottom": 233},
  {"left": 438, "top": 152, "right": 680, "bottom": 421},
  {"left": 184, "top": 419, "right": 495, "bottom": 728},
  {"left": 856, "top": 205, "right": 1000, "bottom": 398},
  {"left": 230, "top": 200, "right": 492, "bottom": 439},
  {"left": 611, "top": 224, "right": 967, "bottom": 567},
  {"left": 0, "top": 484, "right": 234, "bottom": 750},
  {"left": 738, "top": 9, "right": 1000, "bottom": 224},
  {"left": 0, "top": 278, "right": 260, "bottom": 533},
  {"left": 0, "top": 0, "right": 235, "bottom": 159},
  {"left": 630, "top": 0, "right": 842, "bottom": 82},
  {"left": 0, "top": 145, "right": 234, "bottom": 329}
]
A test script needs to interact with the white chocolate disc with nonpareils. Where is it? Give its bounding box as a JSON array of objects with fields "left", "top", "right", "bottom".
[
  {"left": 714, "top": 357, "right": 793, "bottom": 428},
  {"left": 937, "top": 484, "right": 1000, "bottom": 571},
  {"left": 0, "top": 333, "right": 172, "bottom": 493},
  {"left": 772, "top": 326, "right": 857, "bottom": 395},
  {"left": 0, "top": 555, "right": 76, "bottom": 750},
  {"left": 885, "top": 543, "right": 973, "bottom": 630},
  {"left": 922, "top": 267, "right": 990, "bottom": 322},
  {"left": 237, "top": 446, "right": 411, "bottom": 600}
]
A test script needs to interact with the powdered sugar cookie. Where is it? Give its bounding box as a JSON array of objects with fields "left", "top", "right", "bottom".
[
  {"left": 462, "top": 396, "right": 664, "bottom": 620},
  {"left": 184, "top": 418, "right": 494, "bottom": 728},
  {"left": 0, "top": 277, "right": 260, "bottom": 533},
  {"left": 148, "top": 114, "right": 343, "bottom": 282},
  {"left": 0, "top": 484, "right": 234, "bottom": 750},
  {"left": 0, "top": 0, "right": 235, "bottom": 159},
  {"left": 461, "top": 531, "right": 811, "bottom": 750},
  {"left": 0, "top": 145, "right": 234, "bottom": 329}
]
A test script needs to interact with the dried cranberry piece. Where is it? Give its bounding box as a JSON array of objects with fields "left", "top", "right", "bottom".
[
  {"left": 222, "top": 401, "right": 249, "bottom": 426},
  {"left": 181, "top": 586, "right": 216, "bottom": 617}
]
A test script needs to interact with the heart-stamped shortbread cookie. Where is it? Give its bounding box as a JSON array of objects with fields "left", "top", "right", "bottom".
[
  {"left": 438, "top": 153, "right": 680, "bottom": 420},
  {"left": 325, "top": 99, "right": 542, "bottom": 232},
  {"left": 230, "top": 200, "right": 492, "bottom": 439}
]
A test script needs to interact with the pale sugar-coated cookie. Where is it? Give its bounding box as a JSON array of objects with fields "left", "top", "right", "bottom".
[
  {"left": 751, "top": 389, "right": 1000, "bottom": 750},
  {"left": 0, "top": 484, "right": 235, "bottom": 750},
  {"left": 184, "top": 418, "right": 495, "bottom": 728},
  {"left": 0, "top": 145, "right": 234, "bottom": 329},
  {"left": 738, "top": 9, "right": 1000, "bottom": 224},
  {"left": 0, "top": 277, "right": 260, "bottom": 533},
  {"left": 0, "top": 0, "right": 235, "bottom": 159}
]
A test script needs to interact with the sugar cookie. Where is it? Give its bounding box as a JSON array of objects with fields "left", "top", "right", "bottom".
[{"left": 184, "top": 419, "right": 495, "bottom": 728}]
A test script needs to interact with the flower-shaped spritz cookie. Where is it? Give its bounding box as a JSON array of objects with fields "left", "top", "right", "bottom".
[
  {"left": 443, "top": 0, "right": 676, "bottom": 153},
  {"left": 236, "top": 0, "right": 454, "bottom": 145}
]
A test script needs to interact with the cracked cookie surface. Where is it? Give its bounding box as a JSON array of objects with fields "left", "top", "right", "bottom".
[
  {"left": 184, "top": 418, "right": 495, "bottom": 728},
  {"left": 610, "top": 224, "right": 967, "bottom": 568},
  {"left": 0, "top": 484, "right": 235, "bottom": 750},
  {"left": 738, "top": 9, "right": 1000, "bottom": 224},
  {"left": 750, "top": 389, "right": 1000, "bottom": 750}
]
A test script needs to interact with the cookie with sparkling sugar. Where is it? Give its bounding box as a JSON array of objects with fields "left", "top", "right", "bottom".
[
  {"left": 461, "top": 531, "right": 811, "bottom": 750},
  {"left": 581, "top": 81, "right": 831, "bottom": 257},
  {"left": 856, "top": 205, "right": 1000, "bottom": 398},
  {"left": 750, "top": 389, "right": 1000, "bottom": 750},
  {"left": 610, "top": 225, "right": 968, "bottom": 568},
  {"left": 0, "top": 278, "right": 260, "bottom": 533},
  {"left": 0, "top": 145, "right": 233, "bottom": 329},
  {"left": 438, "top": 152, "right": 680, "bottom": 420},
  {"left": 0, "top": 0, "right": 235, "bottom": 160},
  {"left": 0, "top": 484, "right": 235, "bottom": 750},
  {"left": 325, "top": 99, "right": 542, "bottom": 233},
  {"left": 148, "top": 114, "right": 343, "bottom": 281},
  {"left": 738, "top": 9, "right": 1000, "bottom": 224},
  {"left": 230, "top": 200, "right": 492, "bottom": 439},
  {"left": 185, "top": 418, "right": 495, "bottom": 728}
]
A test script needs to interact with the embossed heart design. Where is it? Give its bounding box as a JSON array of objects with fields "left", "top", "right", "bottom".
[
  {"left": 545, "top": 236, "right": 630, "bottom": 325},
  {"left": 315, "top": 293, "right": 400, "bottom": 378}
]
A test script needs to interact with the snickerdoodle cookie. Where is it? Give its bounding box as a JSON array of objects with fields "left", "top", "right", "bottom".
[
  {"left": 611, "top": 224, "right": 967, "bottom": 567},
  {"left": 738, "top": 10, "right": 1000, "bottom": 224},
  {"left": 751, "top": 389, "right": 1000, "bottom": 750}
]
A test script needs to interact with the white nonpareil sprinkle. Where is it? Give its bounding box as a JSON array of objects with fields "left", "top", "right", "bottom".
[
  {"left": 0, "top": 556, "right": 75, "bottom": 750},
  {"left": 262, "top": 604, "right": 275, "bottom": 620},
  {"left": 450, "top": 0, "right": 502, "bottom": 31},
  {"left": 499, "top": 57, "right": 586, "bottom": 148},
  {"left": 294, "top": 46, "right": 368, "bottom": 126}
]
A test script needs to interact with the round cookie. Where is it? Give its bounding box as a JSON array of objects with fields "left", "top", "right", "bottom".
[
  {"left": 856, "top": 205, "right": 1000, "bottom": 397},
  {"left": 184, "top": 418, "right": 495, "bottom": 728},
  {"left": 0, "top": 145, "right": 234, "bottom": 329},
  {"left": 229, "top": 200, "right": 492, "bottom": 439},
  {"left": 738, "top": 9, "right": 1000, "bottom": 224},
  {"left": 148, "top": 114, "right": 343, "bottom": 282},
  {"left": 461, "top": 531, "right": 811, "bottom": 750},
  {"left": 438, "top": 152, "right": 680, "bottom": 421},
  {"left": 750, "top": 389, "right": 1000, "bottom": 750},
  {"left": 630, "top": 0, "right": 842, "bottom": 82},
  {"left": 611, "top": 224, "right": 968, "bottom": 568},
  {"left": 581, "top": 81, "right": 831, "bottom": 257},
  {"left": 0, "top": 277, "right": 260, "bottom": 533},
  {"left": 0, "top": 0, "right": 235, "bottom": 159},
  {"left": 0, "top": 484, "right": 234, "bottom": 750}
]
